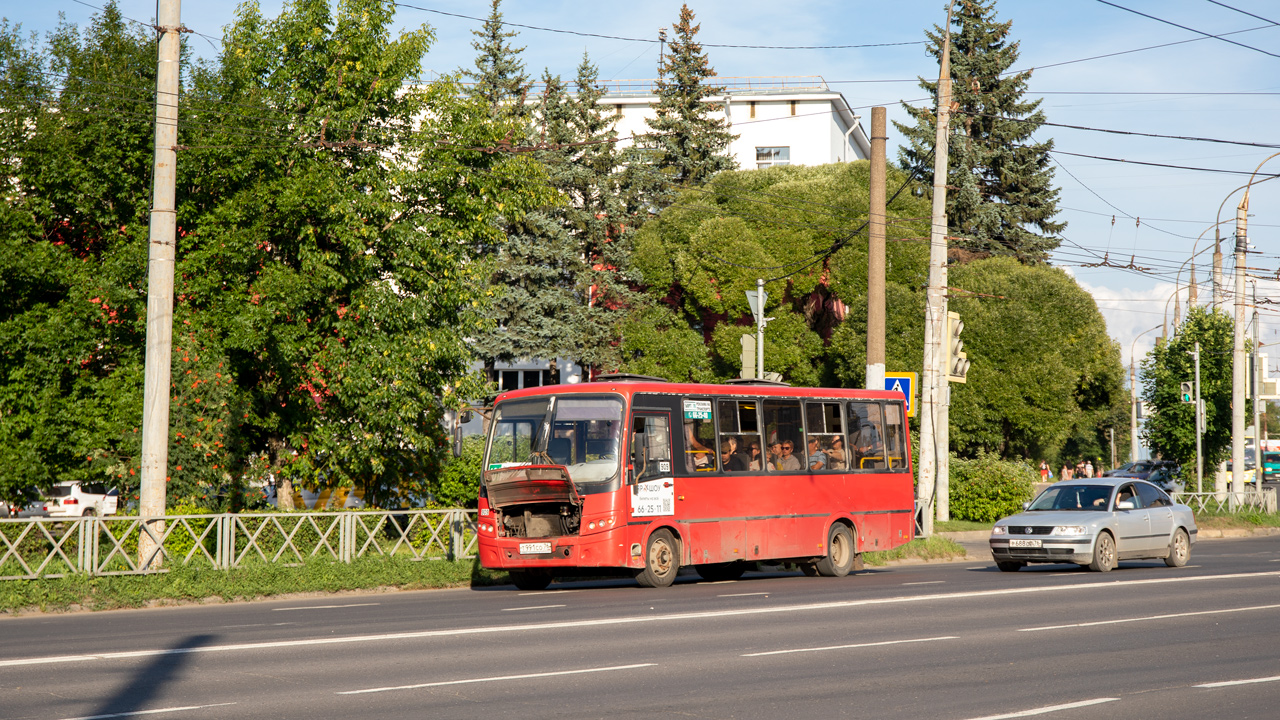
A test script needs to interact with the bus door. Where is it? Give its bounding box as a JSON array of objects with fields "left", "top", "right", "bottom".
[{"left": 629, "top": 411, "right": 677, "bottom": 525}]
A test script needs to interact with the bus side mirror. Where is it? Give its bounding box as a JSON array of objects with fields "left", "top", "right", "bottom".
[{"left": 452, "top": 426, "right": 463, "bottom": 458}]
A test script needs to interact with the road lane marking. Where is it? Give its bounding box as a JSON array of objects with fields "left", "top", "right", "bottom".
[
  {"left": 1196, "top": 674, "right": 1280, "bottom": 688},
  {"left": 966, "top": 567, "right": 987, "bottom": 570},
  {"left": 902, "top": 581, "right": 945, "bottom": 585},
  {"left": 1019, "top": 603, "right": 1280, "bottom": 632},
  {"left": 337, "top": 663, "right": 656, "bottom": 694},
  {"left": 518, "top": 590, "right": 578, "bottom": 596},
  {"left": 61, "top": 703, "right": 237, "bottom": 720},
  {"left": 501, "top": 604, "right": 567, "bottom": 611},
  {"left": 743, "top": 635, "right": 957, "bottom": 657},
  {"left": 8, "top": 570, "right": 1278, "bottom": 668},
  {"left": 272, "top": 603, "right": 380, "bottom": 611},
  {"left": 961, "top": 698, "right": 1118, "bottom": 719},
  {"left": 718, "top": 592, "right": 769, "bottom": 597}
]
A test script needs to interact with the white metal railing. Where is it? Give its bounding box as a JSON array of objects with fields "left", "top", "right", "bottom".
[
  {"left": 0, "top": 509, "right": 477, "bottom": 580},
  {"left": 1175, "top": 488, "right": 1277, "bottom": 514}
]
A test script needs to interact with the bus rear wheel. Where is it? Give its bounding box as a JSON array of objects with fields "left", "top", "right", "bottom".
[
  {"left": 508, "top": 570, "right": 553, "bottom": 591},
  {"left": 695, "top": 562, "right": 746, "bottom": 582},
  {"left": 635, "top": 529, "right": 679, "bottom": 588},
  {"left": 816, "top": 524, "right": 855, "bottom": 577}
]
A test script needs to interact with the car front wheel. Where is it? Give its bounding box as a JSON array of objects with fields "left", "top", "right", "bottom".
[{"left": 1089, "top": 532, "right": 1116, "bottom": 572}]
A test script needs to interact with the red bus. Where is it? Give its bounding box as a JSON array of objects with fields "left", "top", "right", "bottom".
[{"left": 475, "top": 375, "right": 914, "bottom": 590}]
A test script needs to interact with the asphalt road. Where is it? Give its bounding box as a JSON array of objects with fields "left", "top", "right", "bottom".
[{"left": 5, "top": 536, "right": 1280, "bottom": 720}]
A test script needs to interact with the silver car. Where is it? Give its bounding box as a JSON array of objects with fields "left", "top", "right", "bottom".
[{"left": 990, "top": 477, "right": 1196, "bottom": 572}]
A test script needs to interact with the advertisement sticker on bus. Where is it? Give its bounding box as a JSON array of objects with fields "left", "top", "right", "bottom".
[
  {"left": 631, "top": 479, "right": 675, "bottom": 517},
  {"left": 683, "top": 399, "right": 712, "bottom": 420}
]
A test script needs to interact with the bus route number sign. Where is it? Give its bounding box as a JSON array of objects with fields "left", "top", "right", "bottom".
[
  {"left": 683, "top": 399, "right": 712, "bottom": 419},
  {"left": 632, "top": 479, "right": 675, "bottom": 517}
]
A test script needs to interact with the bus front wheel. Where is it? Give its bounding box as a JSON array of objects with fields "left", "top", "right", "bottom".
[
  {"left": 816, "top": 524, "right": 855, "bottom": 577},
  {"left": 635, "top": 529, "right": 679, "bottom": 588}
]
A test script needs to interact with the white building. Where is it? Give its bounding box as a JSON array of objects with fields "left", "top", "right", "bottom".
[{"left": 597, "top": 75, "right": 870, "bottom": 168}]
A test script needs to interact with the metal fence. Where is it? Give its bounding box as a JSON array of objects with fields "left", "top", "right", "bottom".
[
  {"left": 0, "top": 509, "right": 477, "bottom": 581},
  {"left": 1174, "top": 488, "right": 1278, "bottom": 514}
]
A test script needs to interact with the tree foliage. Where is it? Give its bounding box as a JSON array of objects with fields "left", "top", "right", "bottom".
[
  {"left": 946, "top": 258, "right": 1128, "bottom": 464},
  {"left": 0, "top": 1, "right": 548, "bottom": 508},
  {"left": 1141, "top": 306, "right": 1245, "bottom": 477},
  {"left": 895, "top": 0, "right": 1064, "bottom": 262}
]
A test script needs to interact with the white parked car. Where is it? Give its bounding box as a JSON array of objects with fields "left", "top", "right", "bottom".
[{"left": 45, "top": 481, "right": 119, "bottom": 517}]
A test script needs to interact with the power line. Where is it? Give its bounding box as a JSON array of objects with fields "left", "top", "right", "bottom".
[
  {"left": 1203, "top": 0, "right": 1280, "bottom": 27},
  {"left": 1095, "top": 0, "right": 1280, "bottom": 59},
  {"left": 1049, "top": 150, "right": 1280, "bottom": 178},
  {"left": 391, "top": 2, "right": 921, "bottom": 50},
  {"left": 955, "top": 110, "right": 1280, "bottom": 150}
]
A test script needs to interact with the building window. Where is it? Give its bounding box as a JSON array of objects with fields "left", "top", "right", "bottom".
[
  {"left": 749, "top": 101, "right": 756, "bottom": 119},
  {"left": 756, "top": 146, "right": 790, "bottom": 169},
  {"left": 615, "top": 103, "right": 623, "bottom": 115},
  {"left": 790, "top": 100, "right": 797, "bottom": 116}
]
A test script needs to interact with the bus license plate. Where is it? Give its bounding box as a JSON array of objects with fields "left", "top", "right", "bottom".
[
  {"left": 1009, "top": 539, "right": 1041, "bottom": 548},
  {"left": 519, "top": 542, "right": 552, "bottom": 555}
]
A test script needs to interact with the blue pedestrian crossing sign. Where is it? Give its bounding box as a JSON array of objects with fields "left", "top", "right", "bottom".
[{"left": 884, "top": 372, "right": 917, "bottom": 417}]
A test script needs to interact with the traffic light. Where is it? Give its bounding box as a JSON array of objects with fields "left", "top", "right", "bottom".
[
  {"left": 946, "top": 311, "right": 969, "bottom": 383},
  {"left": 1180, "top": 381, "right": 1193, "bottom": 403}
]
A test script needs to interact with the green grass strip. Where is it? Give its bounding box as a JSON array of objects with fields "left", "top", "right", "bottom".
[{"left": 1, "top": 557, "right": 509, "bottom": 615}]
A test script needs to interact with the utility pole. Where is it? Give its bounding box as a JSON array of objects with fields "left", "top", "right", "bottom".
[
  {"left": 917, "top": 1, "right": 955, "bottom": 537},
  {"left": 1213, "top": 226, "right": 1224, "bottom": 310},
  {"left": 1130, "top": 359, "right": 1138, "bottom": 462},
  {"left": 139, "top": 0, "right": 182, "bottom": 569},
  {"left": 1231, "top": 193, "right": 1248, "bottom": 503},
  {"left": 1195, "top": 342, "right": 1203, "bottom": 493},
  {"left": 865, "top": 106, "right": 887, "bottom": 391},
  {"left": 1252, "top": 281, "right": 1262, "bottom": 489}
]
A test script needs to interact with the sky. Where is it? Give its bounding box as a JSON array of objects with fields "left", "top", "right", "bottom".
[{"left": 6, "top": 0, "right": 1280, "bottom": 378}]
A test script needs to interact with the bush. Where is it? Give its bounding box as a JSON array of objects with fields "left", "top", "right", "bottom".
[{"left": 948, "top": 452, "right": 1036, "bottom": 523}]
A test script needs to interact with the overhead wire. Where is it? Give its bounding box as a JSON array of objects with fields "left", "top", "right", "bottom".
[{"left": 1094, "top": 0, "right": 1280, "bottom": 59}]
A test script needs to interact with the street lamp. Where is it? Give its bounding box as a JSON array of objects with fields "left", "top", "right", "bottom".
[{"left": 1130, "top": 324, "right": 1163, "bottom": 463}]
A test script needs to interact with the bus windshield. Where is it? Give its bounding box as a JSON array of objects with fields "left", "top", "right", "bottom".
[{"left": 486, "top": 395, "right": 624, "bottom": 493}]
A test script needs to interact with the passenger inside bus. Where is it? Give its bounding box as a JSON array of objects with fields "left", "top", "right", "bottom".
[
  {"left": 684, "top": 419, "right": 716, "bottom": 472},
  {"left": 720, "top": 440, "right": 750, "bottom": 471},
  {"left": 806, "top": 436, "right": 827, "bottom": 470},
  {"left": 827, "top": 436, "right": 848, "bottom": 469}
]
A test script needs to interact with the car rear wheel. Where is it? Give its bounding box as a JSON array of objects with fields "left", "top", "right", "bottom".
[
  {"left": 82, "top": 508, "right": 96, "bottom": 517},
  {"left": 816, "top": 524, "right": 855, "bottom": 577},
  {"left": 634, "top": 529, "right": 679, "bottom": 588},
  {"left": 1089, "top": 531, "right": 1116, "bottom": 572},
  {"left": 1164, "top": 528, "right": 1190, "bottom": 567},
  {"left": 996, "top": 561, "right": 1024, "bottom": 572}
]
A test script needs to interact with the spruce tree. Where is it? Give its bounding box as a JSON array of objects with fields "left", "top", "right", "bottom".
[
  {"left": 895, "top": 0, "right": 1064, "bottom": 263},
  {"left": 470, "top": 57, "right": 636, "bottom": 380},
  {"left": 642, "top": 4, "right": 737, "bottom": 200},
  {"left": 462, "top": 0, "right": 531, "bottom": 122}
]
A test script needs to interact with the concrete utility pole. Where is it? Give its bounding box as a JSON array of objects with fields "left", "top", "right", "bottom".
[
  {"left": 139, "top": 0, "right": 182, "bottom": 569},
  {"left": 1252, "top": 282, "right": 1262, "bottom": 488},
  {"left": 916, "top": 1, "right": 955, "bottom": 538},
  {"left": 1213, "top": 226, "right": 1224, "bottom": 310},
  {"left": 1130, "top": 359, "right": 1139, "bottom": 462},
  {"left": 1232, "top": 193, "right": 1248, "bottom": 502},
  {"left": 865, "top": 106, "right": 887, "bottom": 391},
  {"left": 1195, "top": 342, "right": 1203, "bottom": 493}
]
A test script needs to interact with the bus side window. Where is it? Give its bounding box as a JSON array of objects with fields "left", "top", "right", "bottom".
[
  {"left": 684, "top": 416, "right": 718, "bottom": 473},
  {"left": 718, "top": 399, "right": 761, "bottom": 472},
  {"left": 848, "top": 402, "right": 886, "bottom": 470},
  {"left": 883, "top": 402, "right": 907, "bottom": 470},
  {"left": 805, "top": 401, "right": 846, "bottom": 471},
  {"left": 763, "top": 399, "right": 804, "bottom": 472}
]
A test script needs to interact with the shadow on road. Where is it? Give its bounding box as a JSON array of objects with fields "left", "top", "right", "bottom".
[{"left": 87, "top": 633, "right": 214, "bottom": 717}]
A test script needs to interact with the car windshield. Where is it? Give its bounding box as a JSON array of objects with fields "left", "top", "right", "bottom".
[
  {"left": 485, "top": 394, "right": 624, "bottom": 493},
  {"left": 1265, "top": 453, "right": 1280, "bottom": 464},
  {"left": 1028, "top": 484, "right": 1112, "bottom": 511}
]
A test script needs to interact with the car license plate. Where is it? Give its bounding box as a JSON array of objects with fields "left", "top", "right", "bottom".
[
  {"left": 1009, "top": 539, "right": 1042, "bottom": 548},
  {"left": 519, "top": 542, "right": 552, "bottom": 555}
]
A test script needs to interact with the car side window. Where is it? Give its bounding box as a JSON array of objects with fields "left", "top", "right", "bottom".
[
  {"left": 1115, "top": 483, "right": 1142, "bottom": 509},
  {"left": 1135, "top": 482, "right": 1168, "bottom": 508}
]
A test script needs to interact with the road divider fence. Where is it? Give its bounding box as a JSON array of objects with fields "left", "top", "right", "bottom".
[
  {"left": 1174, "top": 488, "right": 1277, "bottom": 514},
  {"left": 0, "top": 509, "right": 477, "bottom": 580}
]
